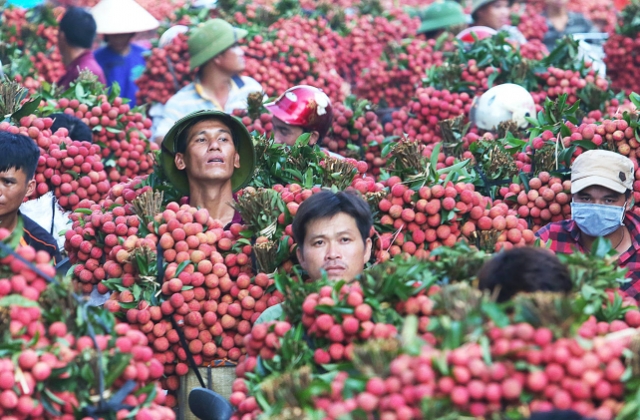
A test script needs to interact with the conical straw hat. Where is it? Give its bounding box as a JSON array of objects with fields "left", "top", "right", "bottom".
[{"left": 91, "top": 0, "right": 159, "bottom": 35}]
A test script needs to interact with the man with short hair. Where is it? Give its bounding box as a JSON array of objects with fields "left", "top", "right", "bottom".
[
  {"left": 49, "top": 113, "right": 94, "bottom": 142},
  {"left": 292, "top": 190, "right": 373, "bottom": 282},
  {"left": 536, "top": 150, "right": 640, "bottom": 297},
  {"left": 477, "top": 247, "right": 573, "bottom": 303},
  {"left": 159, "top": 110, "right": 255, "bottom": 227},
  {"left": 0, "top": 132, "right": 62, "bottom": 264},
  {"left": 256, "top": 190, "right": 373, "bottom": 323},
  {"left": 152, "top": 19, "right": 263, "bottom": 143},
  {"left": 57, "top": 7, "right": 106, "bottom": 90}
]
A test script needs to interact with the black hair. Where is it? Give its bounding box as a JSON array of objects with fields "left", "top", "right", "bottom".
[
  {"left": 0, "top": 131, "right": 40, "bottom": 180},
  {"left": 175, "top": 116, "right": 238, "bottom": 154},
  {"left": 59, "top": 7, "right": 97, "bottom": 49},
  {"left": 477, "top": 247, "right": 573, "bottom": 303},
  {"left": 50, "top": 113, "right": 93, "bottom": 142},
  {"left": 292, "top": 190, "right": 373, "bottom": 250},
  {"left": 626, "top": 190, "right": 632, "bottom": 200},
  {"left": 529, "top": 410, "right": 585, "bottom": 420}
]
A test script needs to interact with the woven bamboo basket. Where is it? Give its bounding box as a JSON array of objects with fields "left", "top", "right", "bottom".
[{"left": 177, "top": 363, "right": 236, "bottom": 420}]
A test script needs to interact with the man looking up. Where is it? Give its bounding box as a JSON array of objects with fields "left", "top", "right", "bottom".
[
  {"left": 0, "top": 132, "right": 62, "bottom": 264},
  {"left": 257, "top": 190, "right": 373, "bottom": 323},
  {"left": 536, "top": 150, "right": 640, "bottom": 297},
  {"left": 152, "top": 19, "right": 263, "bottom": 143},
  {"left": 57, "top": 7, "right": 106, "bottom": 89},
  {"left": 159, "top": 110, "right": 255, "bottom": 228}
]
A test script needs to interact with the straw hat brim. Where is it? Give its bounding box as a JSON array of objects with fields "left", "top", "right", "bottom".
[{"left": 92, "top": 0, "right": 159, "bottom": 34}]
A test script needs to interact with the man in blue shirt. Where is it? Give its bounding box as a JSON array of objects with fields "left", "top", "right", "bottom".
[{"left": 92, "top": 0, "right": 159, "bottom": 105}]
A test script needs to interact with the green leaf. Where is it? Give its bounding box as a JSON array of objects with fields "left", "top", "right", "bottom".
[
  {"left": 381, "top": 142, "right": 394, "bottom": 158},
  {"left": 174, "top": 260, "right": 191, "bottom": 277},
  {"left": 0, "top": 295, "right": 41, "bottom": 308},
  {"left": 12, "top": 96, "right": 41, "bottom": 122},
  {"left": 104, "top": 353, "right": 132, "bottom": 388},
  {"left": 481, "top": 301, "right": 510, "bottom": 328},
  {"left": 630, "top": 92, "right": 640, "bottom": 110},
  {"left": 571, "top": 140, "right": 597, "bottom": 151},
  {"left": 74, "top": 208, "right": 94, "bottom": 215},
  {"left": 591, "top": 237, "right": 614, "bottom": 259},
  {"left": 75, "top": 83, "right": 86, "bottom": 99}
]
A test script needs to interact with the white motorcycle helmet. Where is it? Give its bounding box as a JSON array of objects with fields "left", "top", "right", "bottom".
[
  {"left": 158, "top": 25, "right": 189, "bottom": 48},
  {"left": 470, "top": 84, "right": 536, "bottom": 131}
]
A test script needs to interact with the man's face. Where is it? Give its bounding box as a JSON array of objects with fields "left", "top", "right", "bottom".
[
  {"left": 0, "top": 168, "right": 35, "bottom": 220},
  {"left": 475, "top": 0, "right": 510, "bottom": 30},
  {"left": 214, "top": 45, "right": 245, "bottom": 74},
  {"left": 574, "top": 185, "right": 630, "bottom": 209},
  {"left": 106, "top": 33, "right": 134, "bottom": 54},
  {"left": 174, "top": 119, "right": 240, "bottom": 185},
  {"left": 297, "top": 212, "right": 372, "bottom": 282},
  {"left": 272, "top": 116, "right": 304, "bottom": 146},
  {"left": 272, "top": 116, "right": 319, "bottom": 146},
  {"left": 58, "top": 31, "right": 68, "bottom": 57}
]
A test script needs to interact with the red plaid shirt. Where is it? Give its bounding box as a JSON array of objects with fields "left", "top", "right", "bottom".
[{"left": 536, "top": 213, "right": 640, "bottom": 299}]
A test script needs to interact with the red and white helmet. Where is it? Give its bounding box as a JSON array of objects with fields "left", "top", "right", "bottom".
[
  {"left": 264, "top": 85, "right": 333, "bottom": 140},
  {"left": 470, "top": 83, "right": 536, "bottom": 131},
  {"left": 456, "top": 26, "right": 497, "bottom": 43}
]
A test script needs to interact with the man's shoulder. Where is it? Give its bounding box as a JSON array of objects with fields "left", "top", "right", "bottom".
[
  {"left": 535, "top": 219, "right": 573, "bottom": 239},
  {"left": 166, "top": 83, "right": 198, "bottom": 103},
  {"left": 238, "top": 76, "right": 263, "bottom": 91},
  {"left": 93, "top": 46, "right": 110, "bottom": 60},
  {"left": 625, "top": 212, "right": 640, "bottom": 237},
  {"left": 163, "top": 83, "right": 202, "bottom": 112},
  {"left": 21, "top": 214, "right": 61, "bottom": 258},
  {"left": 130, "top": 44, "right": 148, "bottom": 54}
]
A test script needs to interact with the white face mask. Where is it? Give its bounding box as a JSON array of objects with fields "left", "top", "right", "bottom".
[{"left": 571, "top": 202, "right": 626, "bottom": 237}]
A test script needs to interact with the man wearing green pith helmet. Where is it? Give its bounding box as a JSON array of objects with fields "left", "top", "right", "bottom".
[
  {"left": 470, "top": 0, "right": 527, "bottom": 44},
  {"left": 152, "top": 19, "right": 264, "bottom": 143},
  {"left": 410, "top": 1, "right": 470, "bottom": 39},
  {"left": 160, "top": 110, "right": 255, "bottom": 227}
]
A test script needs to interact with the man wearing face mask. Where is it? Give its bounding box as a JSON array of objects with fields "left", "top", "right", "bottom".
[{"left": 536, "top": 150, "right": 640, "bottom": 296}]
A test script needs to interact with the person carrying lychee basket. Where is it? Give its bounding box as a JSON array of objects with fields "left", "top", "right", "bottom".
[
  {"left": 410, "top": 1, "right": 469, "bottom": 40},
  {"left": 470, "top": 0, "right": 527, "bottom": 44},
  {"left": 152, "top": 19, "right": 263, "bottom": 143},
  {"left": 0, "top": 132, "right": 62, "bottom": 264},
  {"left": 256, "top": 190, "right": 373, "bottom": 324},
  {"left": 159, "top": 110, "right": 255, "bottom": 228},
  {"left": 57, "top": 7, "right": 106, "bottom": 90},
  {"left": 536, "top": 150, "right": 640, "bottom": 297},
  {"left": 265, "top": 85, "right": 343, "bottom": 158},
  {"left": 91, "top": 0, "right": 160, "bottom": 106}
]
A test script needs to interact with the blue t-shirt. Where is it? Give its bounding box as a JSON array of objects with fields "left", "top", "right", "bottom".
[{"left": 94, "top": 43, "right": 147, "bottom": 106}]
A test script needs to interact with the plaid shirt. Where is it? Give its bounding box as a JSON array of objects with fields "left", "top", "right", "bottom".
[{"left": 536, "top": 213, "right": 640, "bottom": 299}]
